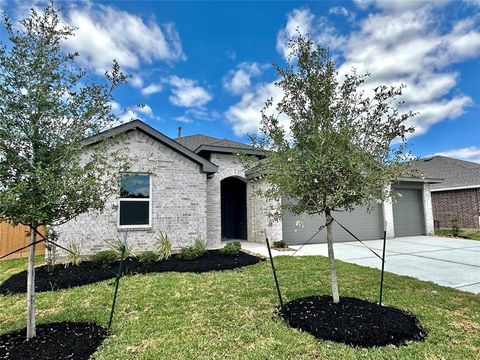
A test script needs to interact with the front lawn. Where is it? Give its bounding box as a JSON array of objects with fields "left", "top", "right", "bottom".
[
  {"left": 1, "top": 255, "right": 479, "bottom": 359},
  {"left": 435, "top": 229, "right": 480, "bottom": 240}
]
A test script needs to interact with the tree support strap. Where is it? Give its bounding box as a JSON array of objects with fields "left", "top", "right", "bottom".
[
  {"left": 0, "top": 238, "right": 46, "bottom": 260},
  {"left": 29, "top": 226, "right": 77, "bottom": 257},
  {"left": 290, "top": 217, "right": 334, "bottom": 256},
  {"left": 333, "top": 218, "right": 383, "bottom": 261},
  {"left": 0, "top": 225, "right": 78, "bottom": 260}
]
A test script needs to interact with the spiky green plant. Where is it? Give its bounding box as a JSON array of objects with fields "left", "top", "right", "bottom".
[
  {"left": 106, "top": 236, "right": 135, "bottom": 260},
  {"left": 193, "top": 235, "right": 207, "bottom": 253},
  {"left": 156, "top": 231, "right": 172, "bottom": 260},
  {"left": 64, "top": 241, "right": 82, "bottom": 267}
]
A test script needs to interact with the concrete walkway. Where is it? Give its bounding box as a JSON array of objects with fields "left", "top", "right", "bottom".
[{"left": 240, "top": 236, "right": 480, "bottom": 294}]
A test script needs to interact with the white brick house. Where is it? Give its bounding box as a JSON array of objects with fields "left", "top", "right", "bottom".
[
  {"left": 56, "top": 120, "right": 437, "bottom": 255},
  {"left": 56, "top": 120, "right": 281, "bottom": 254}
]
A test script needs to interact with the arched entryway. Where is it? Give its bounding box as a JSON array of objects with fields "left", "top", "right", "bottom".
[{"left": 221, "top": 177, "right": 247, "bottom": 240}]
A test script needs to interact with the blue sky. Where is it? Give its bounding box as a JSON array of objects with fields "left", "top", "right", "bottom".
[{"left": 2, "top": 0, "right": 480, "bottom": 162}]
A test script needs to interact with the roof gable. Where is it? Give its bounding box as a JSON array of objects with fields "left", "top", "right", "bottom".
[{"left": 85, "top": 120, "right": 218, "bottom": 174}]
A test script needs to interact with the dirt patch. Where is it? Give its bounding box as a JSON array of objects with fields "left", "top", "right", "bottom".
[
  {"left": 451, "top": 319, "right": 480, "bottom": 333},
  {"left": 281, "top": 295, "right": 427, "bottom": 348},
  {"left": 0, "top": 322, "right": 107, "bottom": 360},
  {"left": 0, "top": 250, "right": 263, "bottom": 295}
]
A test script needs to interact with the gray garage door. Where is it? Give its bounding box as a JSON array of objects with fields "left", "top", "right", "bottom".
[
  {"left": 282, "top": 204, "right": 383, "bottom": 245},
  {"left": 393, "top": 189, "right": 424, "bottom": 237}
]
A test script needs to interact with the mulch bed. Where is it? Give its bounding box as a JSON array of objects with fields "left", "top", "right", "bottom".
[
  {"left": 281, "top": 295, "right": 427, "bottom": 348},
  {"left": 0, "top": 322, "right": 108, "bottom": 360},
  {"left": 0, "top": 250, "right": 262, "bottom": 295}
]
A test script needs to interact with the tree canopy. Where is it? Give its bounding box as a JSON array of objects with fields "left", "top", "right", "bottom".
[
  {"left": 0, "top": 3, "right": 129, "bottom": 338},
  {"left": 251, "top": 35, "right": 416, "bottom": 219},
  {"left": 249, "top": 35, "right": 417, "bottom": 303},
  {"left": 0, "top": 4, "right": 128, "bottom": 228}
]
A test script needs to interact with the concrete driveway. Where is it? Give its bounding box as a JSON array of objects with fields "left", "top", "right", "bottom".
[{"left": 241, "top": 236, "right": 480, "bottom": 294}]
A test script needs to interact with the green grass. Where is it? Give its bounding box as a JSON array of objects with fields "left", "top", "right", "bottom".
[
  {"left": 1, "top": 256, "right": 479, "bottom": 359},
  {"left": 435, "top": 229, "right": 480, "bottom": 240}
]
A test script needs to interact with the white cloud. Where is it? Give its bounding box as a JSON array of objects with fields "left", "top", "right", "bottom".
[
  {"left": 429, "top": 146, "right": 480, "bottom": 163},
  {"left": 110, "top": 102, "right": 158, "bottom": 124},
  {"left": 62, "top": 4, "right": 185, "bottom": 74},
  {"left": 141, "top": 83, "right": 163, "bottom": 96},
  {"left": 225, "top": 81, "right": 288, "bottom": 136},
  {"left": 329, "top": 6, "right": 356, "bottom": 22},
  {"left": 130, "top": 75, "right": 144, "bottom": 88},
  {"left": 117, "top": 109, "right": 139, "bottom": 124},
  {"left": 185, "top": 108, "right": 221, "bottom": 121},
  {"left": 167, "top": 76, "right": 212, "bottom": 108},
  {"left": 109, "top": 101, "right": 122, "bottom": 113},
  {"left": 223, "top": 62, "right": 263, "bottom": 95},
  {"left": 337, "top": 9, "right": 479, "bottom": 136},
  {"left": 276, "top": 8, "right": 314, "bottom": 59},
  {"left": 176, "top": 116, "right": 193, "bottom": 123},
  {"left": 137, "top": 104, "right": 154, "bottom": 116},
  {"left": 353, "top": 0, "right": 450, "bottom": 12},
  {"left": 266, "top": 6, "right": 480, "bottom": 139},
  {"left": 276, "top": 8, "right": 346, "bottom": 59}
]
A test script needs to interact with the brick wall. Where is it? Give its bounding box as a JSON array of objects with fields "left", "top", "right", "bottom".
[
  {"left": 206, "top": 153, "right": 247, "bottom": 248},
  {"left": 247, "top": 181, "right": 283, "bottom": 243},
  {"left": 55, "top": 133, "right": 281, "bottom": 256},
  {"left": 206, "top": 153, "right": 280, "bottom": 246},
  {"left": 55, "top": 130, "right": 208, "bottom": 255},
  {"left": 431, "top": 188, "right": 480, "bottom": 229}
]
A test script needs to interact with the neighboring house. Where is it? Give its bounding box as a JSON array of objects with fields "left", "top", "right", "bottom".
[
  {"left": 413, "top": 156, "right": 480, "bottom": 229},
  {"left": 55, "top": 120, "right": 439, "bottom": 254}
]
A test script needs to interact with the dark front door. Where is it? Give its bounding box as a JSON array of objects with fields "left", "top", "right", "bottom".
[{"left": 221, "top": 177, "right": 247, "bottom": 240}]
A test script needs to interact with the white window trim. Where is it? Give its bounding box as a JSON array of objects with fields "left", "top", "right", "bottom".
[{"left": 117, "top": 173, "right": 152, "bottom": 229}]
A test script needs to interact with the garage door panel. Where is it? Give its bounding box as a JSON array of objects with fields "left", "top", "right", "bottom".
[
  {"left": 282, "top": 204, "right": 383, "bottom": 245},
  {"left": 392, "top": 189, "right": 424, "bottom": 237}
]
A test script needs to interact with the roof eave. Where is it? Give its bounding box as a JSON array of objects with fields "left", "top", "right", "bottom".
[
  {"left": 431, "top": 184, "right": 480, "bottom": 192},
  {"left": 195, "top": 144, "right": 265, "bottom": 157},
  {"left": 396, "top": 176, "right": 444, "bottom": 184}
]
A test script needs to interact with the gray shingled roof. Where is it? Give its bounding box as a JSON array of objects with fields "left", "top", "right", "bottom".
[
  {"left": 176, "top": 134, "right": 257, "bottom": 152},
  {"left": 412, "top": 155, "right": 480, "bottom": 190}
]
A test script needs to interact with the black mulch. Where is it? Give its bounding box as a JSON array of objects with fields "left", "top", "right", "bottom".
[
  {"left": 0, "top": 322, "right": 108, "bottom": 360},
  {"left": 280, "top": 295, "right": 427, "bottom": 348},
  {"left": 0, "top": 250, "right": 263, "bottom": 295}
]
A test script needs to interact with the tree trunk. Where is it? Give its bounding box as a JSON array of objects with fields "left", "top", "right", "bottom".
[
  {"left": 325, "top": 208, "right": 340, "bottom": 303},
  {"left": 26, "top": 225, "right": 36, "bottom": 339}
]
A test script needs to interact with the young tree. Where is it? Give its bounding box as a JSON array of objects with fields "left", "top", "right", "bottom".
[
  {"left": 0, "top": 4, "right": 128, "bottom": 338},
  {"left": 251, "top": 35, "right": 416, "bottom": 303}
]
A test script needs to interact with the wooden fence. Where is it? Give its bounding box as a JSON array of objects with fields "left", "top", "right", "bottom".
[{"left": 0, "top": 223, "right": 46, "bottom": 260}]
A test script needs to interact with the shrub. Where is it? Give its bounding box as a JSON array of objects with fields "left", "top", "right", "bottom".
[
  {"left": 157, "top": 231, "right": 172, "bottom": 260},
  {"left": 64, "top": 241, "right": 82, "bottom": 267},
  {"left": 272, "top": 240, "right": 287, "bottom": 249},
  {"left": 193, "top": 236, "right": 207, "bottom": 253},
  {"left": 91, "top": 250, "right": 118, "bottom": 268},
  {"left": 106, "top": 236, "right": 135, "bottom": 260},
  {"left": 178, "top": 235, "right": 207, "bottom": 261},
  {"left": 138, "top": 251, "right": 158, "bottom": 265},
  {"left": 451, "top": 219, "right": 461, "bottom": 237},
  {"left": 220, "top": 241, "right": 241, "bottom": 256},
  {"left": 178, "top": 245, "right": 204, "bottom": 261}
]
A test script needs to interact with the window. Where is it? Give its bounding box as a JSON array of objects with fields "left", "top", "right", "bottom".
[{"left": 118, "top": 174, "right": 151, "bottom": 227}]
